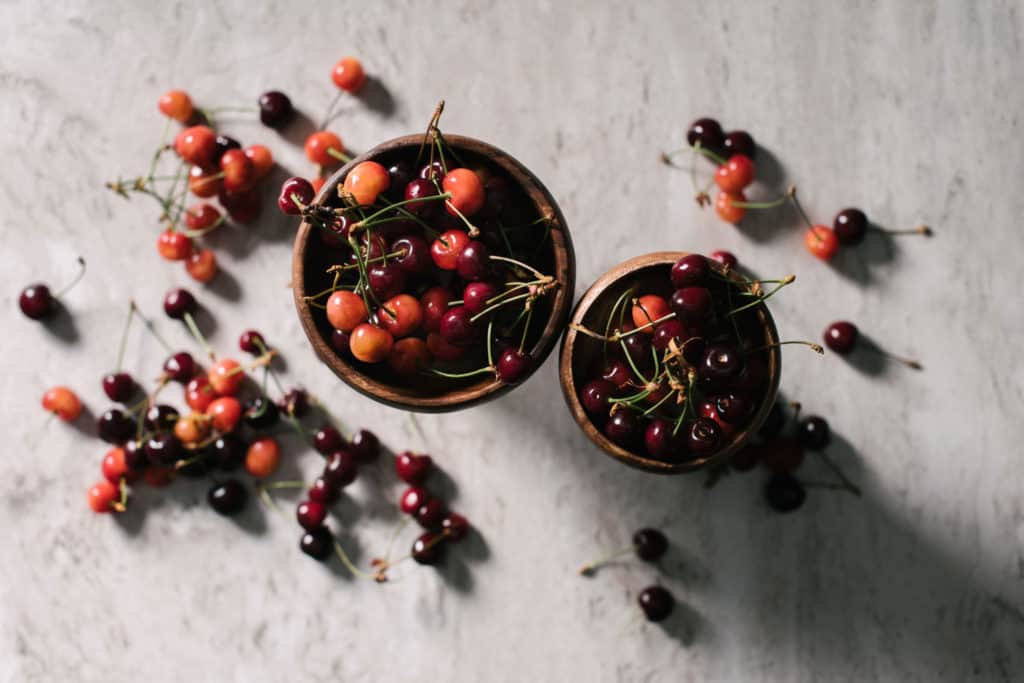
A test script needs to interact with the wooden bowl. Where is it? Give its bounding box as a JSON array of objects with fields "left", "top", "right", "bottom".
[
  {"left": 293, "top": 134, "right": 575, "bottom": 412},
  {"left": 558, "top": 252, "right": 781, "bottom": 474}
]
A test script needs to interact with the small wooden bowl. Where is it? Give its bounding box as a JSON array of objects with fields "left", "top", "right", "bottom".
[
  {"left": 293, "top": 134, "right": 575, "bottom": 412},
  {"left": 558, "top": 252, "right": 781, "bottom": 474}
]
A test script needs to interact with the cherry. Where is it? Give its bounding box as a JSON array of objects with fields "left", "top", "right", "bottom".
[
  {"left": 681, "top": 336, "right": 707, "bottom": 365},
  {"left": 714, "top": 393, "right": 750, "bottom": 424},
  {"left": 326, "top": 290, "right": 368, "bottom": 332},
  {"left": 710, "top": 250, "right": 738, "bottom": 269},
  {"left": 461, "top": 281, "right": 497, "bottom": 316},
  {"left": 764, "top": 473, "right": 806, "bottom": 512},
  {"left": 97, "top": 409, "right": 133, "bottom": 444},
  {"left": 761, "top": 438, "right": 805, "bottom": 473},
  {"left": 278, "top": 388, "right": 309, "bottom": 417},
  {"left": 297, "top": 500, "right": 327, "bottom": 530},
  {"left": 804, "top": 225, "right": 840, "bottom": 260},
  {"left": 212, "top": 134, "right": 241, "bottom": 165},
  {"left": 186, "top": 250, "right": 218, "bottom": 283},
  {"left": 331, "top": 329, "right": 352, "bottom": 357},
  {"left": 245, "top": 145, "right": 274, "bottom": 179},
  {"left": 823, "top": 321, "right": 858, "bottom": 355},
  {"left": 158, "top": 89, "right": 193, "bottom": 123},
  {"left": 631, "top": 295, "right": 671, "bottom": 330},
  {"left": 19, "top": 284, "right": 54, "bottom": 320},
  {"left": 238, "top": 329, "right": 266, "bottom": 355},
  {"left": 420, "top": 286, "right": 453, "bottom": 333},
  {"left": 102, "top": 372, "right": 134, "bottom": 402},
  {"left": 243, "top": 395, "right": 279, "bottom": 429},
  {"left": 670, "top": 254, "right": 709, "bottom": 288},
  {"left": 388, "top": 337, "right": 432, "bottom": 374},
  {"left": 101, "top": 447, "right": 134, "bottom": 485},
  {"left": 349, "top": 429, "right": 380, "bottom": 462},
  {"left": 163, "top": 288, "right": 196, "bottom": 320},
  {"left": 621, "top": 332, "right": 653, "bottom": 373},
  {"left": 173, "top": 126, "right": 217, "bottom": 168},
  {"left": 123, "top": 440, "right": 147, "bottom": 472},
  {"left": 633, "top": 528, "right": 668, "bottom": 561},
  {"left": 604, "top": 409, "right": 638, "bottom": 447},
  {"left": 304, "top": 131, "right": 344, "bottom": 166},
  {"left": 208, "top": 479, "right": 247, "bottom": 516},
  {"left": 348, "top": 234, "right": 386, "bottom": 265},
  {"left": 308, "top": 476, "right": 339, "bottom": 505},
  {"left": 670, "top": 286, "right": 712, "bottom": 323},
  {"left": 208, "top": 358, "right": 244, "bottom": 396},
  {"left": 342, "top": 161, "right": 390, "bottom": 206},
  {"left": 395, "top": 451, "right": 432, "bottom": 484},
  {"left": 497, "top": 348, "right": 533, "bottom": 384},
  {"left": 157, "top": 230, "right": 192, "bottom": 261},
  {"left": 174, "top": 410, "right": 211, "bottom": 445},
  {"left": 387, "top": 161, "right": 414, "bottom": 198},
  {"left": 715, "top": 191, "right": 747, "bottom": 224},
  {"left": 367, "top": 261, "right": 405, "bottom": 300},
  {"left": 652, "top": 319, "right": 688, "bottom": 352},
  {"left": 415, "top": 498, "right": 447, "bottom": 530},
  {"left": 185, "top": 204, "right": 221, "bottom": 232},
  {"left": 88, "top": 480, "right": 122, "bottom": 513},
  {"left": 439, "top": 306, "right": 477, "bottom": 346},
  {"left": 580, "top": 379, "right": 614, "bottom": 417},
  {"left": 427, "top": 332, "right": 465, "bottom": 362},
  {"left": 245, "top": 437, "right": 280, "bottom": 478},
  {"left": 443, "top": 168, "right": 485, "bottom": 217},
  {"left": 701, "top": 343, "right": 743, "bottom": 384},
  {"left": 332, "top": 56, "right": 367, "bottom": 93},
  {"left": 715, "top": 154, "right": 755, "bottom": 194},
  {"left": 258, "top": 90, "right": 293, "bottom": 129},
  {"left": 207, "top": 396, "right": 242, "bottom": 432},
  {"left": 400, "top": 486, "right": 428, "bottom": 514},
  {"left": 419, "top": 161, "right": 445, "bottom": 182},
  {"left": 412, "top": 532, "right": 446, "bottom": 565},
  {"left": 687, "top": 417, "right": 721, "bottom": 455},
  {"left": 189, "top": 165, "right": 223, "bottom": 198},
  {"left": 300, "top": 526, "right": 334, "bottom": 560},
  {"left": 145, "top": 433, "right": 183, "bottom": 466},
  {"left": 349, "top": 323, "right": 394, "bottom": 363},
  {"left": 219, "top": 148, "right": 255, "bottom": 193},
  {"left": 313, "top": 426, "right": 345, "bottom": 454},
  {"left": 41, "top": 385, "right": 81, "bottom": 421},
  {"left": 833, "top": 208, "right": 867, "bottom": 246},
  {"left": 602, "top": 360, "right": 633, "bottom": 389},
  {"left": 278, "top": 176, "right": 315, "bottom": 215},
  {"left": 455, "top": 240, "right": 490, "bottom": 281},
  {"left": 441, "top": 513, "right": 470, "bottom": 542},
  {"left": 722, "top": 130, "right": 756, "bottom": 159},
  {"left": 638, "top": 586, "right": 674, "bottom": 622},
  {"left": 403, "top": 178, "right": 438, "bottom": 214},
  {"left": 324, "top": 450, "right": 357, "bottom": 488},
  {"left": 431, "top": 230, "right": 471, "bottom": 270},
  {"left": 391, "top": 235, "right": 431, "bottom": 274},
  {"left": 379, "top": 294, "right": 422, "bottom": 338},
  {"left": 144, "top": 404, "right": 179, "bottom": 432},
  {"left": 686, "top": 118, "right": 724, "bottom": 152},
  {"left": 644, "top": 418, "right": 676, "bottom": 459},
  {"left": 185, "top": 376, "right": 215, "bottom": 411},
  {"left": 797, "top": 416, "right": 830, "bottom": 450}
]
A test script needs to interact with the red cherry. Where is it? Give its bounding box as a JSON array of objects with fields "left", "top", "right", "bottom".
[
  {"left": 804, "top": 225, "right": 840, "bottom": 260},
  {"left": 219, "top": 148, "right": 255, "bottom": 192},
  {"left": 184, "top": 204, "right": 221, "bottom": 231},
  {"left": 399, "top": 486, "right": 428, "bottom": 514},
  {"left": 331, "top": 56, "right": 367, "bottom": 93},
  {"left": 420, "top": 286, "right": 453, "bottom": 333},
  {"left": 278, "top": 177, "right": 315, "bottom": 215},
  {"left": 715, "top": 191, "right": 747, "bottom": 224},
  {"left": 185, "top": 375, "right": 215, "bottom": 411},
  {"left": 158, "top": 90, "right": 193, "bottom": 122},
  {"left": 174, "top": 126, "right": 217, "bottom": 168},
  {"left": 349, "top": 323, "right": 393, "bottom": 363},
  {"left": 388, "top": 337, "right": 432, "bottom": 375},
  {"left": 87, "top": 480, "right": 121, "bottom": 513},
  {"left": 42, "top": 386, "right": 82, "bottom": 421},
  {"left": 714, "top": 154, "right": 755, "bottom": 194},
  {"left": 710, "top": 250, "right": 738, "bottom": 269},
  {"left": 378, "top": 294, "right": 423, "bottom": 338},
  {"left": 207, "top": 397, "right": 242, "bottom": 432},
  {"left": 326, "top": 290, "right": 368, "bottom": 332},
  {"left": 442, "top": 168, "right": 485, "bottom": 217},
  {"left": 463, "top": 281, "right": 498, "bottom": 315},
  {"left": 219, "top": 187, "right": 261, "bottom": 224},
  {"left": 101, "top": 447, "right": 136, "bottom": 484},
  {"left": 157, "top": 230, "right": 192, "bottom": 261},
  {"left": 189, "top": 165, "right": 223, "bottom": 198},
  {"left": 441, "top": 513, "right": 470, "bottom": 542},
  {"left": 342, "top": 161, "right": 390, "bottom": 206},
  {"left": 431, "top": 230, "right": 471, "bottom": 270},
  {"left": 395, "top": 451, "right": 432, "bottom": 484},
  {"left": 244, "top": 144, "right": 274, "bottom": 179},
  {"left": 185, "top": 250, "right": 218, "bottom": 283},
  {"left": 304, "top": 131, "right": 344, "bottom": 166},
  {"left": 631, "top": 295, "right": 671, "bottom": 331},
  {"left": 296, "top": 500, "right": 327, "bottom": 530},
  {"left": 208, "top": 358, "right": 244, "bottom": 396}
]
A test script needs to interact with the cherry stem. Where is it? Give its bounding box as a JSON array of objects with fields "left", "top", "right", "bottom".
[
  {"left": 182, "top": 213, "right": 226, "bottom": 239},
  {"left": 750, "top": 340, "right": 824, "bottom": 354},
  {"left": 867, "top": 347, "right": 923, "bottom": 370},
  {"left": 135, "top": 305, "right": 173, "bottom": 353},
  {"left": 444, "top": 196, "right": 480, "bottom": 238},
  {"left": 373, "top": 196, "right": 442, "bottom": 238},
  {"left": 726, "top": 276, "right": 795, "bottom": 317},
  {"left": 690, "top": 142, "right": 728, "bottom": 166},
  {"left": 114, "top": 301, "right": 136, "bottom": 372},
  {"left": 485, "top": 320, "right": 495, "bottom": 368},
  {"left": 619, "top": 338, "right": 651, "bottom": 384},
  {"left": 518, "top": 306, "right": 533, "bottom": 354},
  {"left": 430, "top": 366, "right": 495, "bottom": 380},
  {"left": 326, "top": 147, "right": 353, "bottom": 164},
  {"left": 347, "top": 233, "right": 378, "bottom": 316},
  {"left": 813, "top": 450, "right": 862, "bottom": 497},
  {"left": 577, "top": 546, "right": 634, "bottom": 576},
  {"left": 381, "top": 516, "right": 412, "bottom": 565},
  {"left": 182, "top": 312, "right": 216, "bottom": 361},
  {"left": 788, "top": 187, "right": 815, "bottom": 230},
  {"left": 732, "top": 191, "right": 793, "bottom": 210},
  {"left": 356, "top": 193, "right": 450, "bottom": 229},
  {"left": 871, "top": 225, "right": 933, "bottom": 237},
  {"left": 489, "top": 254, "right": 546, "bottom": 281},
  {"left": 643, "top": 388, "right": 677, "bottom": 416},
  {"left": 334, "top": 540, "right": 374, "bottom": 580},
  {"left": 325, "top": 250, "right": 406, "bottom": 274},
  {"left": 469, "top": 292, "right": 531, "bottom": 323},
  {"left": 54, "top": 257, "right": 87, "bottom": 299}
]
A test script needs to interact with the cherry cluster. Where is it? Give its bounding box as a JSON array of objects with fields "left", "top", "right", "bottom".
[
  {"left": 575, "top": 253, "right": 811, "bottom": 462},
  {"left": 281, "top": 106, "right": 556, "bottom": 385},
  {"left": 578, "top": 528, "right": 676, "bottom": 623}
]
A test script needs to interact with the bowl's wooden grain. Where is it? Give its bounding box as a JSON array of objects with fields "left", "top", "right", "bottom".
[
  {"left": 293, "top": 134, "right": 575, "bottom": 412},
  {"left": 558, "top": 252, "right": 780, "bottom": 474}
]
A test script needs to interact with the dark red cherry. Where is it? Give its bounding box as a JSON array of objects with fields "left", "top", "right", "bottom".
[
  {"left": 455, "top": 241, "right": 490, "bottom": 281},
  {"left": 403, "top": 178, "right": 437, "bottom": 214},
  {"left": 367, "top": 262, "right": 405, "bottom": 300},
  {"left": 701, "top": 344, "right": 743, "bottom": 384},
  {"left": 723, "top": 130, "right": 756, "bottom": 159},
  {"left": 411, "top": 532, "right": 446, "bottom": 565},
  {"left": 278, "top": 388, "right": 309, "bottom": 418},
  {"left": 441, "top": 513, "right": 470, "bottom": 542},
  {"left": 602, "top": 360, "right": 633, "bottom": 389},
  {"left": 330, "top": 329, "right": 351, "bottom": 356},
  {"left": 258, "top": 91, "right": 294, "bottom": 129},
  {"left": 19, "top": 284, "right": 54, "bottom": 319},
  {"left": 97, "top": 409, "right": 135, "bottom": 444},
  {"left": 163, "top": 288, "right": 196, "bottom": 320},
  {"left": 652, "top": 319, "right": 688, "bottom": 352},
  {"left": 296, "top": 500, "right": 327, "bottom": 530},
  {"left": 102, "top": 373, "right": 134, "bottom": 402},
  {"left": 144, "top": 404, "right": 179, "bottom": 432},
  {"left": 604, "top": 410, "right": 638, "bottom": 447},
  {"left": 496, "top": 348, "right": 532, "bottom": 384},
  {"left": 670, "top": 254, "right": 709, "bottom": 288},
  {"left": 243, "top": 396, "right": 279, "bottom": 429},
  {"left": 687, "top": 418, "right": 721, "bottom": 455},
  {"left": 308, "top": 476, "right": 339, "bottom": 505},
  {"left": 387, "top": 161, "right": 414, "bottom": 199},
  {"left": 710, "top": 250, "right": 738, "bottom": 269},
  {"left": 278, "top": 177, "right": 314, "bottom": 215},
  {"left": 764, "top": 473, "right": 806, "bottom": 513},
  {"left": 621, "top": 333, "right": 653, "bottom": 373},
  {"left": 163, "top": 352, "right": 196, "bottom": 383},
  {"left": 796, "top": 416, "right": 831, "bottom": 450},
  {"left": 391, "top": 235, "right": 432, "bottom": 274},
  {"left": 644, "top": 418, "right": 677, "bottom": 460},
  {"left": 349, "top": 429, "right": 380, "bottom": 462},
  {"left": 580, "top": 379, "right": 614, "bottom": 417},
  {"left": 833, "top": 208, "right": 868, "bottom": 246},
  {"left": 686, "top": 118, "right": 724, "bottom": 152},
  {"left": 395, "top": 451, "right": 432, "bottom": 484},
  {"left": 145, "top": 433, "right": 184, "bottom": 466},
  {"left": 419, "top": 161, "right": 445, "bottom": 182},
  {"left": 637, "top": 585, "right": 675, "bottom": 622},
  {"left": 633, "top": 528, "right": 668, "bottom": 561},
  {"left": 238, "top": 329, "right": 265, "bottom": 355},
  {"left": 715, "top": 394, "right": 751, "bottom": 424},
  {"left": 123, "top": 440, "right": 147, "bottom": 472},
  {"left": 823, "top": 321, "right": 858, "bottom": 355},
  {"left": 208, "top": 479, "right": 247, "bottom": 516},
  {"left": 439, "top": 306, "right": 476, "bottom": 346},
  {"left": 209, "top": 434, "right": 245, "bottom": 471},
  {"left": 323, "top": 450, "right": 357, "bottom": 489},
  {"left": 313, "top": 426, "right": 345, "bottom": 455},
  {"left": 463, "top": 281, "right": 498, "bottom": 315},
  {"left": 300, "top": 526, "right": 333, "bottom": 560},
  {"left": 415, "top": 498, "right": 447, "bottom": 530},
  {"left": 670, "top": 287, "right": 712, "bottom": 323}
]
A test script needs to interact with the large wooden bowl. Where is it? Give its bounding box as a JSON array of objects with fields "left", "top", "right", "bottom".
[
  {"left": 559, "top": 252, "right": 781, "bottom": 474},
  {"left": 293, "top": 134, "right": 575, "bottom": 412}
]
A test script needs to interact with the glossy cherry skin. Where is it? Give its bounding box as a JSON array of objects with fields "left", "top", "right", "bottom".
[
  {"left": 687, "top": 418, "right": 721, "bottom": 456},
  {"left": 189, "top": 165, "right": 223, "bottom": 198},
  {"left": 207, "top": 397, "right": 242, "bottom": 432},
  {"left": 764, "top": 473, "right": 806, "bottom": 513},
  {"left": 391, "top": 235, "right": 432, "bottom": 274},
  {"left": 300, "top": 526, "right": 334, "bottom": 560},
  {"left": 833, "top": 208, "right": 868, "bottom": 246},
  {"left": 621, "top": 332, "right": 653, "bottom": 374},
  {"left": 304, "top": 131, "right": 344, "bottom": 166},
  {"left": 580, "top": 379, "right": 614, "bottom": 417},
  {"left": 403, "top": 178, "right": 438, "bottom": 214},
  {"left": 41, "top": 386, "right": 82, "bottom": 421},
  {"left": 308, "top": 477, "right": 339, "bottom": 505},
  {"left": 400, "top": 486, "right": 428, "bottom": 515},
  {"left": 463, "top": 281, "right": 498, "bottom": 315},
  {"left": 602, "top": 360, "right": 634, "bottom": 389},
  {"left": 686, "top": 118, "right": 724, "bottom": 151},
  {"left": 367, "top": 262, "right": 405, "bottom": 300},
  {"left": 439, "top": 306, "right": 477, "bottom": 346},
  {"left": 395, "top": 451, "right": 432, "bottom": 484},
  {"left": 604, "top": 409, "right": 639, "bottom": 447},
  {"left": 797, "top": 416, "right": 831, "bottom": 450},
  {"left": 208, "top": 479, "right": 247, "bottom": 516},
  {"left": 313, "top": 426, "right": 345, "bottom": 454},
  {"left": 245, "top": 145, "right": 274, "bottom": 179},
  {"left": 427, "top": 332, "right": 465, "bottom": 362},
  {"left": 343, "top": 160, "right": 390, "bottom": 206},
  {"left": 670, "top": 287, "right": 712, "bottom": 323},
  {"left": 455, "top": 240, "right": 490, "bottom": 281},
  {"left": 443, "top": 168, "right": 485, "bottom": 217},
  {"left": 145, "top": 433, "right": 184, "bottom": 466},
  {"left": 163, "top": 288, "right": 196, "bottom": 320},
  {"left": 651, "top": 319, "right": 688, "bottom": 352},
  {"left": 185, "top": 204, "right": 221, "bottom": 232},
  {"left": 258, "top": 90, "right": 294, "bottom": 129},
  {"left": 497, "top": 348, "right": 533, "bottom": 384},
  {"left": 386, "top": 161, "right": 414, "bottom": 199},
  {"left": 102, "top": 373, "right": 134, "bottom": 402},
  {"left": 349, "top": 429, "right": 380, "bottom": 462},
  {"left": 97, "top": 409, "right": 134, "bottom": 444},
  {"left": 419, "top": 161, "right": 445, "bottom": 182},
  {"left": 278, "top": 388, "right": 309, "bottom": 418},
  {"left": 710, "top": 250, "right": 738, "bottom": 269},
  {"left": 101, "top": 447, "right": 135, "bottom": 485},
  {"left": 278, "top": 177, "right": 315, "bottom": 215},
  {"left": 208, "top": 358, "right": 244, "bottom": 396},
  {"left": 415, "top": 498, "right": 447, "bottom": 530},
  {"left": 670, "top": 254, "right": 709, "bottom": 288},
  {"left": 144, "top": 404, "right": 179, "bottom": 432},
  {"left": 186, "top": 250, "right": 218, "bottom": 283},
  {"left": 631, "top": 295, "right": 671, "bottom": 331},
  {"left": 173, "top": 126, "right": 217, "bottom": 168},
  {"left": 379, "top": 294, "right": 423, "bottom": 338},
  {"left": 349, "top": 324, "right": 393, "bottom": 363},
  {"left": 431, "top": 230, "right": 471, "bottom": 270},
  {"left": 123, "top": 440, "right": 148, "bottom": 472},
  {"left": 158, "top": 89, "right": 193, "bottom": 122},
  {"left": 157, "top": 230, "right": 192, "bottom": 261},
  {"left": 644, "top": 418, "right": 676, "bottom": 460},
  {"left": 185, "top": 376, "right": 215, "bottom": 412},
  {"left": 207, "top": 434, "right": 244, "bottom": 471},
  {"left": 212, "top": 134, "right": 241, "bottom": 166},
  {"left": 296, "top": 500, "right": 327, "bottom": 530},
  {"left": 87, "top": 480, "right": 121, "bottom": 513},
  {"left": 331, "top": 56, "right": 366, "bottom": 93},
  {"left": 243, "top": 396, "right": 279, "bottom": 429},
  {"left": 715, "top": 191, "right": 747, "bottom": 224},
  {"left": 804, "top": 225, "right": 840, "bottom": 260},
  {"left": 823, "top": 321, "right": 858, "bottom": 355},
  {"left": 723, "top": 130, "right": 756, "bottom": 159},
  {"left": 238, "top": 329, "right": 266, "bottom": 355},
  {"left": 715, "top": 154, "right": 755, "bottom": 193},
  {"left": 219, "top": 149, "right": 255, "bottom": 193},
  {"left": 411, "top": 532, "right": 447, "bottom": 565},
  {"left": 715, "top": 393, "right": 751, "bottom": 425},
  {"left": 701, "top": 344, "right": 743, "bottom": 385},
  {"left": 420, "top": 286, "right": 453, "bottom": 333},
  {"left": 633, "top": 528, "right": 668, "bottom": 561},
  {"left": 441, "top": 513, "right": 470, "bottom": 542},
  {"left": 326, "top": 291, "right": 368, "bottom": 332},
  {"left": 19, "top": 284, "right": 54, "bottom": 319},
  {"left": 638, "top": 585, "right": 674, "bottom": 622}
]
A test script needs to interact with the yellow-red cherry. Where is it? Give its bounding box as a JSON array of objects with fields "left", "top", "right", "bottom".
[
  {"left": 174, "top": 126, "right": 217, "bottom": 168},
  {"left": 442, "top": 168, "right": 485, "bottom": 217},
  {"left": 631, "top": 295, "right": 671, "bottom": 331},
  {"left": 331, "top": 56, "right": 367, "bottom": 93},
  {"left": 189, "top": 165, "right": 223, "bottom": 198},
  {"left": 158, "top": 90, "right": 193, "bottom": 122},
  {"left": 157, "top": 229, "right": 192, "bottom": 261},
  {"left": 219, "top": 148, "right": 255, "bottom": 192},
  {"left": 715, "top": 191, "right": 747, "bottom": 224},
  {"left": 206, "top": 396, "right": 242, "bottom": 432},
  {"left": 378, "top": 294, "right": 423, "bottom": 338},
  {"left": 349, "top": 323, "right": 393, "bottom": 363},
  {"left": 42, "top": 386, "right": 82, "bottom": 421},
  {"left": 804, "top": 225, "right": 840, "bottom": 260},
  {"left": 342, "top": 161, "right": 390, "bottom": 206},
  {"left": 388, "top": 337, "right": 432, "bottom": 375},
  {"left": 208, "top": 358, "right": 244, "bottom": 395},
  {"left": 326, "top": 290, "right": 368, "bottom": 332},
  {"left": 245, "top": 437, "right": 280, "bottom": 478},
  {"left": 431, "top": 229, "right": 471, "bottom": 270},
  {"left": 185, "top": 249, "right": 218, "bottom": 283},
  {"left": 244, "top": 145, "right": 274, "bottom": 179}
]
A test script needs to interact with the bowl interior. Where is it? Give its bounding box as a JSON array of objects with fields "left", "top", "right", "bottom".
[
  {"left": 294, "top": 135, "right": 574, "bottom": 412},
  {"left": 560, "top": 252, "right": 780, "bottom": 473}
]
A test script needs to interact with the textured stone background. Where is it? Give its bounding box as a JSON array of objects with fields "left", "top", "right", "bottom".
[{"left": 1, "top": 1, "right": 1022, "bottom": 681}]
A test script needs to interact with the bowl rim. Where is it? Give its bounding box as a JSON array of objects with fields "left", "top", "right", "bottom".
[
  {"left": 558, "top": 251, "right": 781, "bottom": 474},
  {"left": 292, "top": 133, "right": 576, "bottom": 412}
]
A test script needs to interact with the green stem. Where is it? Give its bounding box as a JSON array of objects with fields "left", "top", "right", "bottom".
[
  {"left": 726, "top": 276, "right": 795, "bottom": 317},
  {"left": 430, "top": 366, "right": 495, "bottom": 379},
  {"left": 183, "top": 312, "right": 216, "bottom": 360},
  {"left": 469, "top": 292, "right": 531, "bottom": 323},
  {"left": 114, "top": 301, "right": 136, "bottom": 372}
]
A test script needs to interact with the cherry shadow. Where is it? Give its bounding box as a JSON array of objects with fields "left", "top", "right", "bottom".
[
  {"left": 358, "top": 77, "right": 396, "bottom": 118},
  {"left": 734, "top": 145, "right": 793, "bottom": 244},
  {"left": 204, "top": 263, "right": 243, "bottom": 302},
  {"left": 39, "top": 301, "right": 80, "bottom": 344},
  {"left": 279, "top": 108, "right": 318, "bottom": 149},
  {"left": 837, "top": 331, "right": 922, "bottom": 377},
  {"left": 657, "top": 599, "right": 705, "bottom": 647},
  {"left": 828, "top": 222, "right": 900, "bottom": 287}
]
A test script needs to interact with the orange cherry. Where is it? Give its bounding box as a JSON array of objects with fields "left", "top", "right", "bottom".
[
  {"left": 331, "top": 57, "right": 367, "bottom": 93},
  {"left": 326, "top": 290, "right": 368, "bottom": 332},
  {"left": 245, "top": 437, "right": 281, "bottom": 478},
  {"left": 87, "top": 480, "right": 121, "bottom": 513},
  {"left": 442, "top": 168, "right": 485, "bottom": 217},
  {"left": 378, "top": 294, "right": 423, "bottom": 338},
  {"left": 220, "top": 148, "right": 255, "bottom": 192},
  {"left": 42, "top": 386, "right": 82, "bottom": 421},
  {"left": 244, "top": 144, "right": 274, "bottom": 179},
  {"left": 304, "top": 131, "right": 344, "bottom": 166},
  {"left": 157, "top": 229, "right": 193, "bottom": 261},
  {"left": 804, "top": 225, "right": 840, "bottom": 261},
  {"left": 349, "top": 323, "right": 394, "bottom": 363},
  {"left": 206, "top": 396, "right": 242, "bottom": 432},
  {"left": 189, "top": 165, "right": 223, "bottom": 198},
  {"left": 101, "top": 447, "right": 136, "bottom": 484},
  {"left": 158, "top": 90, "right": 193, "bottom": 123},
  {"left": 342, "top": 161, "right": 390, "bottom": 206},
  {"left": 388, "top": 337, "right": 433, "bottom": 375},
  {"left": 185, "top": 249, "right": 218, "bottom": 283},
  {"left": 208, "top": 358, "right": 244, "bottom": 395},
  {"left": 631, "top": 295, "right": 672, "bottom": 331},
  {"left": 715, "top": 191, "right": 747, "bottom": 224},
  {"left": 431, "top": 230, "right": 471, "bottom": 270},
  {"left": 311, "top": 177, "right": 326, "bottom": 193},
  {"left": 714, "top": 154, "right": 755, "bottom": 194},
  {"left": 174, "top": 411, "right": 211, "bottom": 444},
  {"left": 174, "top": 125, "right": 217, "bottom": 168}
]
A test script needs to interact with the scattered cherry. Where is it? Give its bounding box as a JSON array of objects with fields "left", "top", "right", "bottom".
[
  {"left": 411, "top": 532, "right": 446, "bottom": 565},
  {"left": 102, "top": 372, "right": 134, "bottom": 402},
  {"left": 163, "top": 288, "right": 197, "bottom": 320},
  {"left": 278, "top": 176, "right": 315, "bottom": 215},
  {"left": 42, "top": 386, "right": 82, "bottom": 421},
  {"left": 823, "top": 321, "right": 858, "bottom": 355},
  {"left": 722, "top": 130, "right": 756, "bottom": 159},
  {"left": 331, "top": 56, "right": 367, "bottom": 93},
  {"left": 796, "top": 416, "right": 830, "bottom": 450},
  {"left": 686, "top": 118, "right": 724, "bottom": 152},
  {"left": 258, "top": 90, "right": 294, "bottom": 129},
  {"left": 207, "top": 479, "right": 247, "bottom": 516},
  {"left": 296, "top": 500, "right": 327, "bottom": 530},
  {"left": 300, "top": 526, "right": 334, "bottom": 560},
  {"left": 637, "top": 585, "right": 674, "bottom": 622},
  {"left": 157, "top": 89, "right": 193, "bottom": 123},
  {"left": 349, "top": 429, "right": 380, "bottom": 462},
  {"left": 395, "top": 451, "right": 432, "bottom": 484},
  {"left": 764, "top": 473, "right": 806, "bottom": 513}
]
